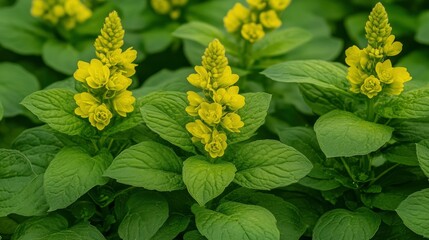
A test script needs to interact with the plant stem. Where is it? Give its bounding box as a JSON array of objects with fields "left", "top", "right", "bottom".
[
  {"left": 366, "top": 97, "right": 376, "bottom": 122},
  {"left": 113, "top": 186, "right": 136, "bottom": 199},
  {"left": 341, "top": 157, "right": 357, "bottom": 183},
  {"left": 369, "top": 163, "right": 399, "bottom": 185},
  {"left": 241, "top": 40, "right": 253, "bottom": 70}
]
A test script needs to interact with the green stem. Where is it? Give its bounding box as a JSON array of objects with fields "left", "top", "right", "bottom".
[
  {"left": 341, "top": 157, "right": 357, "bottom": 183},
  {"left": 241, "top": 40, "right": 253, "bottom": 70},
  {"left": 113, "top": 186, "right": 136, "bottom": 199},
  {"left": 91, "top": 139, "right": 99, "bottom": 152},
  {"left": 369, "top": 163, "right": 399, "bottom": 185}
]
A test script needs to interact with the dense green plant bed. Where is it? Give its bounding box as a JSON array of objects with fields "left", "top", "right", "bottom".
[{"left": 1, "top": 0, "right": 429, "bottom": 239}]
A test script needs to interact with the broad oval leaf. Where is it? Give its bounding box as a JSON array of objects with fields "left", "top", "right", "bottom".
[
  {"left": 416, "top": 11, "right": 429, "bottom": 45},
  {"left": 42, "top": 40, "right": 80, "bottom": 75},
  {"left": 0, "top": 62, "right": 39, "bottom": 117},
  {"left": 21, "top": 89, "right": 95, "bottom": 137},
  {"left": 172, "top": 21, "right": 224, "bottom": 47},
  {"left": 377, "top": 88, "right": 429, "bottom": 119},
  {"left": 150, "top": 214, "right": 190, "bottom": 240},
  {"left": 313, "top": 208, "right": 381, "bottom": 240},
  {"left": 228, "top": 93, "right": 271, "bottom": 144},
  {"left": 119, "top": 191, "right": 169, "bottom": 240},
  {"left": 183, "top": 156, "right": 236, "bottom": 206},
  {"left": 140, "top": 91, "right": 195, "bottom": 153},
  {"left": 192, "top": 202, "right": 280, "bottom": 240},
  {"left": 0, "top": 149, "right": 48, "bottom": 216},
  {"left": 105, "top": 141, "right": 185, "bottom": 191},
  {"left": 44, "top": 147, "right": 112, "bottom": 211},
  {"left": 12, "top": 214, "right": 105, "bottom": 240},
  {"left": 314, "top": 110, "right": 393, "bottom": 158},
  {"left": 416, "top": 139, "right": 429, "bottom": 178},
  {"left": 396, "top": 188, "right": 429, "bottom": 238},
  {"left": 233, "top": 140, "right": 312, "bottom": 190}
]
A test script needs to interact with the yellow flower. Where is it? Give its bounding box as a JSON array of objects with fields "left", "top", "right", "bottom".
[
  {"left": 52, "top": 5, "right": 65, "bottom": 18},
  {"left": 112, "top": 90, "right": 135, "bottom": 117},
  {"left": 213, "top": 86, "right": 245, "bottom": 111},
  {"left": 347, "top": 66, "right": 368, "bottom": 94},
  {"left": 384, "top": 35, "right": 402, "bottom": 57},
  {"left": 31, "top": 0, "right": 46, "bottom": 17},
  {"left": 375, "top": 60, "right": 395, "bottom": 84},
  {"left": 221, "top": 113, "right": 244, "bottom": 133},
  {"left": 204, "top": 130, "right": 228, "bottom": 158},
  {"left": 241, "top": 23, "right": 265, "bottom": 43},
  {"left": 247, "top": 0, "right": 266, "bottom": 10},
  {"left": 64, "top": 0, "right": 92, "bottom": 23},
  {"left": 85, "top": 59, "right": 110, "bottom": 89},
  {"left": 169, "top": 9, "right": 181, "bottom": 20},
  {"left": 187, "top": 66, "right": 211, "bottom": 90},
  {"left": 94, "top": 11, "right": 125, "bottom": 59},
  {"left": 186, "top": 120, "right": 212, "bottom": 144},
  {"left": 345, "top": 45, "right": 363, "bottom": 67},
  {"left": 360, "top": 76, "right": 382, "bottom": 99},
  {"left": 151, "top": 0, "right": 171, "bottom": 15},
  {"left": 384, "top": 67, "right": 411, "bottom": 95},
  {"left": 74, "top": 60, "right": 90, "bottom": 83},
  {"left": 268, "top": 0, "right": 291, "bottom": 11},
  {"left": 74, "top": 92, "right": 99, "bottom": 118},
  {"left": 106, "top": 73, "right": 132, "bottom": 91},
  {"left": 260, "top": 10, "right": 282, "bottom": 29},
  {"left": 198, "top": 102, "right": 223, "bottom": 126},
  {"left": 365, "top": 2, "right": 391, "bottom": 47},
  {"left": 213, "top": 66, "right": 239, "bottom": 89},
  {"left": 202, "top": 39, "right": 228, "bottom": 78},
  {"left": 185, "top": 91, "right": 205, "bottom": 116},
  {"left": 88, "top": 104, "right": 112, "bottom": 131},
  {"left": 223, "top": 3, "right": 250, "bottom": 33},
  {"left": 106, "top": 48, "right": 138, "bottom": 77}
]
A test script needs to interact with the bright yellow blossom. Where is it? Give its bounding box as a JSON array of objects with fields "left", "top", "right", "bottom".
[
  {"left": 260, "top": 10, "right": 282, "bottom": 29},
  {"left": 185, "top": 91, "right": 206, "bottom": 116},
  {"left": 241, "top": 23, "right": 265, "bottom": 43},
  {"left": 198, "top": 102, "right": 223, "bottom": 126},
  {"left": 213, "top": 87, "right": 245, "bottom": 111},
  {"left": 213, "top": 66, "right": 239, "bottom": 89},
  {"left": 151, "top": 0, "right": 171, "bottom": 14},
  {"left": 269, "top": 0, "right": 291, "bottom": 11},
  {"left": 360, "top": 76, "right": 382, "bottom": 99},
  {"left": 88, "top": 104, "right": 112, "bottom": 131},
  {"left": 112, "top": 90, "right": 135, "bottom": 117},
  {"left": 204, "top": 130, "right": 228, "bottom": 158},
  {"left": 105, "top": 48, "right": 138, "bottom": 77},
  {"left": 347, "top": 66, "right": 368, "bottom": 94},
  {"left": 384, "top": 35, "right": 403, "bottom": 57},
  {"left": 84, "top": 59, "right": 110, "bottom": 89},
  {"left": 247, "top": 0, "right": 266, "bottom": 10},
  {"left": 106, "top": 73, "right": 132, "bottom": 91},
  {"left": 74, "top": 92, "right": 99, "bottom": 117},
  {"left": 224, "top": 3, "right": 250, "bottom": 33},
  {"left": 221, "top": 113, "right": 244, "bottom": 133},
  {"left": 187, "top": 66, "right": 211, "bottom": 90},
  {"left": 186, "top": 120, "right": 212, "bottom": 144}
]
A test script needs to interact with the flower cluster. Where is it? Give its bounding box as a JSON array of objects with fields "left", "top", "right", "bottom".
[
  {"left": 150, "top": 0, "right": 188, "bottom": 20},
  {"left": 345, "top": 3, "right": 411, "bottom": 98},
  {"left": 73, "top": 11, "right": 137, "bottom": 131},
  {"left": 223, "top": 0, "right": 291, "bottom": 43},
  {"left": 31, "top": 0, "right": 92, "bottom": 30},
  {"left": 185, "top": 39, "right": 245, "bottom": 158}
]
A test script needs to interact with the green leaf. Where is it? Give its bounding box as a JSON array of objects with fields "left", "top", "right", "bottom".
[
  {"left": 140, "top": 91, "right": 195, "bottom": 153},
  {"left": 0, "top": 101, "right": 3, "bottom": 121},
  {"left": 103, "top": 97, "right": 144, "bottom": 136},
  {"left": 313, "top": 208, "right": 381, "bottom": 240},
  {"left": 0, "top": 216, "right": 18, "bottom": 234},
  {"left": 396, "top": 188, "right": 429, "bottom": 238},
  {"left": 253, "top": 28, "right": 312, "bottom": 58},
  {"left": 183, "top": 230, "right": 207, "bottom": 240},
  {"left": 105, "top": 141, "right": 185, "bottom": 191},
  {"left": 183, "top": 156, "right": 236, "bottom": 206},
  {"left": 416, "top": 139, "right": 429, "bottom": 178},
  {"left": 12, "top": 214, "right": 105, "bottom": 240},
  {"left": 391, "top": 118, "right": 429, "bottom": 142},
  {"left": 0, "top": 62, "right": 39, "bottom": 117},
  {"left": 42, "top": 40, "right": 80, "bottom": 75},
  {"left": 150, "top": 214, "right": 190, "bottom": 240},
  {"left": 192, "top": 202, "right": 280, "bottom": 240},
  {"left": 44, "top": 147, "right": 112, "bottom": 211},
  {"left": 0, "top": 149, "right": 48, "bottom": 216},
  {"left": 142, "top": 25, "right": 177, "bottom": 54},
  {"left": 224, "top": 188, "right": 306, "bottom": 240},
  {"left": 228, "top": 93, "right": 271, "bottom": 144},
  {"left": 280, "top": 37, "right": 343, "bottom": 61},
  {"left": 21, "top": 89, "right": 95, "bottom": 137},
  {"left": 377, "top": 88, "right": 429, "bottom": 119},
  {"left": 233, "top": 140, "right": 312, "bottom": 190},
  {"left": 119, "top": 191, "right": 169, "bottom": 240},
  {"left": 416, "top": 11, "right": 429, "bottom": 45},
  {"left": 172, "top": 21, "right": 224, "bottom": 47},
  {"left": 383, "top": 143, "right": 419, "bottom": 166},
  {"left": 314, "top": 110, "right": 393, "bottom": 158}
]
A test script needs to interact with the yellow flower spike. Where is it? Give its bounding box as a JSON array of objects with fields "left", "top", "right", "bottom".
[
  {"left": 204, "top": 130, "right": 228, "bottom": 158},
  {"left": 106, "top": 48, "right": 138, "bottom": 77},
  {"left": 106, "top": 73, "right": 132, "bottom": 91},
  {"left": 247, "top": 0, "right": 267, "bottom": 10},
  {"left": 85, "top": 59, "right": 110, "bottom": 89},
  {"left": 202, "top": 39, "right": 229, "bottom": 79},
  {"left": 384, "top": 35, "right": 403, "bottom": 56},
  {"left": 360, "top": 76, "right": 382, "bottom": 99},
  {"left": 224, "top": 3, "right": 250, "bottom": 33},
  {"left": 88, "top": 104, "right": 113, "bottom": 131},
  {"left": 187, "top": 66, "right": 211, "bottom": 90},
  {"left": 214, "top": 66, "right": 239, "bottom": 89},
  {"left": 186, "top": 120, "right": 212, "bottom": 144},
  {"left": 112, "top": 90, "right": 136, "bottom": 117},
  {"left": 198, "top": 102, "right": 223, "bottom": 126},
  {"left": 151, "top": 0, "right": 171, "bottom": 15},
  {"left": 221, "top": 113, "right": 244, "bottom": 133},
  {"left": 260, "top": 10, "right": 282, "bottom": 29},
  {"left": 241, "top": 23, "right": 265, "bottom": 43},
  {"left": 94, "top": 11, "right": 125, "bottom": 60},
  {"left": 268, "top": 0, "right": 291, "bottom": 11},
  {"left": 365, "top": 2, "right": 392, "bottom": 47},
  {"left": 185, "top": 91, "right": 206, "bottom": 116},
  {"left": 74, "top": 92, "right": 100, "bottom": 118}
]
